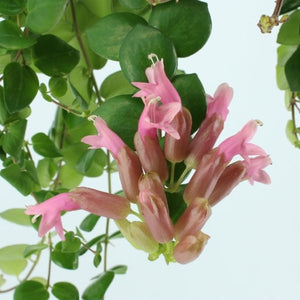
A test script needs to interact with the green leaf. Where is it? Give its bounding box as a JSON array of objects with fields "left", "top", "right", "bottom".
[
  {"left": 172, "top": 73, "right": 207, "bottom": 133},
  {"left": 78, "top": 235, "right": 105, "bottom": 256},
  {"left": 0, "top": 164, "right": 34, "bottom": 195},
  {"left": 26, "top": 0, "right": 68, "bottom": 34},
  {"left": 0, "top": 20, "right": 36, "bottom": 50},
  {"left": 61, "top": 232, "right": 81, "bottom": 253},
  {"left": 59, "top": 164, "right": 83, "bottom": 189},
  {"left": 285, "top": 47, "right": 300, "bottom": 91},
  {"left": 166, "top": 188, "right": 187, "bottom": 224},
  {"left": 25, "top": 159, "right": 40, "bottom": 185},
  {"left": 149, "top": 0, "right": 211, "bottom": 57},
  {"left": 32, "top": 133, "right": 62, "bottom": 157},
  {"left": 51, "top": 242, "right": 79, "bottom": 270},
  {"left": 3, "top": 63, "right": 39, "bottom": 113},
  {"left": 82, "top": 271, "right": 115, "bottom": 300},
  {"left": 119, "top": 0, "right": 148, "bottom": 9},
  {"left": 86, "top": 12, "right": 147, "bottom": 61},
  {"left": 80, "top": 0, "right": 112, "bottom": 18},
  {"left": 100, "top": 71, "right": 137, "bottom": 100},
  {"left": 0, "top": 244, "right": 28, "bottom": 276},
  {"left": 0, "top": 208, "right": 31, "bottom": 226},
  {"left": 93, "top": 253, "right": 102, "bottom": 268},
  {"left": 37, "top": 158, "right": 58, "bottom": 187},
  {"left": 109, "top": 230, "right": 123, "bottom": 239},
  {"left": 0, "top": 0, "right": 26, "bottom": 15},
  {"left": 281, "top": 0, "right": 300, "bottom": 14},
  {"left": 119, "top": 23, "right": 177, "bottom": 82},
  {"left": 276, "top": 45, "right": 297, "bottom": 90},
  {"left": 277, "top": 10, "right": 300, "bottom": 45},
  {"left": 286, "top": 119, "right": 300, "bottom": 147},
  {"left": 80, "top": 214, "right": 100, "bottom": 232},
  {"left": 33, "top": 35, "right": 80, "bottom": 76},
  {"left": 52, "top": 282, "right": 79, "bottom": 300},
  {"left": 23, "top": 243, "right": 48, "bottom": 258},
  {"left": 2, "top": 119, "right": 27, "bottom": 157},
  {"left": 94, "top": 95, "right": 144, "bottom": 149},
  {"left": 14, "top": 280, "right": 49, "bottom": 300},
  {"left": 49, "top": 76, "right": 68, "bottom": 98},
  {"left": 0, "top": 85, "right": 9, "bottom": 124},
  {"left": 109, "top": 265, "right": 127, "bottom": 274}
]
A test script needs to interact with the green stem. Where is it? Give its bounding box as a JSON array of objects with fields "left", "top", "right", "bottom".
[
  {"left": 290, "top": 92, "right": 299, "bottom": 142},
  {"left": 51, "top": 97, "right": 84, "bottom": 117},
  {"left": 69, "top": 0, "right": 103, "bottom": 105},
  {"left": 168, "top": 165, "right": 191, "bottom": 193},
  {"left": 169, "top": 162, "right": 176, "bottom": 187},
  {"left": 46, "top": 234, "right": 52, "bottom": 290}
]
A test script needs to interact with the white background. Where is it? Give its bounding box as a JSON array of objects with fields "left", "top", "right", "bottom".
[{"left": 1, "top": 1, "right": 300, "bottom": 299}]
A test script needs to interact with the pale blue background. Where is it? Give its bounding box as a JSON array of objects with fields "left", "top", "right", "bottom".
[{"left": 1, "top": 1, "right": 300, "bottom": 299}]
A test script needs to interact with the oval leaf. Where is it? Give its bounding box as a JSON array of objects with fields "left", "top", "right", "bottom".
[
  {"left": 51, "top": 242, "right": 79, "bottom": 270},
  {"left": 0, "top": 0, "right": 26, "bottom": 15},
  {"left": 86, "top": 12, "right": 147, "bottom": 61},
  {"left": 277, "top": 10, "right": 300, "bottom": 45},
  {"left": 80, "top": 214, "right": 101, "bottom": 232},
  {"left": 32, "top": 132, "right": 62, "bottom": 157},
  {"left": 149, "top": 0, "right": 211, "bottom": 57},
  {"left": 0, "top": 208, "right": 31, "bottom": 226},
  {"left": 14, "top": 280, "right": 49, "bottom": 300},
  {"left": 4, "top": 63, "right": 39, "bottom": 113},
  {"left": 285, "top": 47, "right": 300, "bottom": 91},
  {"left": 119, "top": 23, "right": 177, "bottom": 82},
  {"left": 52, "top": 282, "right": 79, "bottom": 300},
  {"left": 33, "top": 35, "right": 80, "bottom": 76}
]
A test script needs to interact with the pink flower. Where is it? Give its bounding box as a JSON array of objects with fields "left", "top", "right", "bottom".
[
  {"left": 206, "top": 83, "right": 233, "bottom": 121},
  {"left": 25, "top": 193, "right": 80, "bottom": 240},
  {"left": 132, "top": 54, "right": 181, "bottom": 105},
  {"left": 25, "top": 187, "right": 131, "bottom": 240},
  {"left": 242, "top": 155, "right": 272, "bottom": 185},
  {"left": 138, "top": 95, "right": 181, "bottom": 141},
  {"left": 81, "top": 116, "right": 125, "bottom": 159},
  {"left": 217, "top": 120, "right": 268, "bottom": 162}
]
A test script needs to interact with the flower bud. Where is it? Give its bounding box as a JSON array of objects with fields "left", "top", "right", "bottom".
[
  {"left": 117, "top": 146, "right": 143, "bottom": 203},
  {"left": 208, "top": 161, "right": 246, "bottom": 206},
  {"left": 185, "top": 114, "right": 224, "bottom": 169},
  {"left": 164, "top": 107, "right": 192, "bottom": 162},
  {"left": 69, "top": 187, "right": 130, "bottom": 219},
  {"left": 173, "top": 231, "right": 210, "bottom": 264},
  {"left": 184, "top": 150, "right": 226, "bottom": 205},
  {"left": 115, "top": 219, "right": 159, "bottom": 253},
  {"left": 175, "top": 198, "right": 211, "bottom": 241},
  {"left": 134, "top": 132, "right": 169, "bottom": 182}
]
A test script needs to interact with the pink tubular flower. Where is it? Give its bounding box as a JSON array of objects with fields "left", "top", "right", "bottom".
[
  {"left": 132, "top": 53, "right": 181, "bottom": 105},
  {"left": 25, "top": 193, "right": 80, "bottom": 240},
  {"left": 217, "top": 120, "right": 268, "bottom": 162},
  {"left": 25, "top": 187, "right": 131, "bottom": 240},
  {"left": 173, "top": 231, "right": 210, "bottom": 264},
  {"left": 138, "top": 95, "right": 181, "bottom": 141},
  {"left": 81, "top": 116, "right": 125, "bottom": 159},
  {"left": 242, "top": 155, "right": 272, "bottom": 185}
]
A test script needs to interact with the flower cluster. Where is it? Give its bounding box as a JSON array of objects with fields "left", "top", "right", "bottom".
[{"left": 25, "top": 54, "right": 271, "bottom": 264}]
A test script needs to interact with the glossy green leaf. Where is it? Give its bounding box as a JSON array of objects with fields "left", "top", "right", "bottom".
[
  {"left": 109, "top": 264, "right": 127, "bottom": 274},
  {"left": 23, "top": 244, "right": 48, "bottom": 258},
  {"left": 119, "top": 23, "right": 177, "bottom": 82},
  {"left": 149, "top": 0, "right": 211, "bottom": 57},
  {"left": 76, "top": 149, "right": 106, "bottom": 176},
  {"left": 119, "top": 0, "right": 148, "bottom": 9},
  {"left": 0, "top": 20, "right": 36, "bottom": 50},
  {"left": 24, "top": 159, "right": 40, "bottom": 185},
  {"left": 86, "top": 12, "right": 147, "bottom": 61},
  {"left": 80, "top": 0, "right": 112, "bottom": 18},
  {"left": 52, "top": 282, "right": 79, "bottom": 300},
  {"left": 59, "top": 164, "right": 83, "bottom": 189},
  {"left": 82, "top": 271, "right": 115, "bottom": 300},
  {"left": 276, "top": 45, "right": 297, "bottom": 90},
  {"left": 172, "top": 73, "right": 207, "bottom": 133},
  {"left": 80, "top": 214, "right": 101, "bottom": 232},
  {"left": 100, "top": 71, "right": 137, "bottom": 99},
  {"left": 51, "top": 242, "right": 79, "bottom": 270},
  {"left": 14, "top": 280, "right": 49, "bottom": 300},
  {"left": 26, "top": 0, "right": 68, "bottom": 34},
  {"left": 94, "top": 95, "right": 144, "bottom": 149},
  {"left": 0, "top": 208, "right": 31, "bottom": 226},
  {"left": 281, "top": 0, "right": 300, "bottom": 14},
  {"left": 0, "top": 0, "right": 26, "bottom": 15},
  {"left": 93, "top": 253, "right": 102, "bottom": 268},
  {"left": 0, "top": 244, "right": 28, "bottom": 276},
  {"left": 0, "top": 85, "right": 9, "bottom": 124},
  {"left": 33, "top": 35, "right": 80, "bottom": 76},
  {"left": 277, "top": 10, "right": 300, "bottom": 45},
  {"left": 285, "top": 47, "right": 300, "bottom": 91},
  {"left": 2, "top": 119, "right": 27, "bottom": 157},
  {"left": 32, "top": 133, "right": 62, "bottom": 157},
  {"left": 3, "top": 63, "right": 39, "bottom": 113},
  {"left": 49, "top": 77, "right": 68, "bottom": 98},
  {"left": 61, "top": 232, "right": 81, "bottom": 253},
  {"left": 0, "top": 164, "right": 34, "bottom": 195},
  {"left": 37, "top": 158, "right": 58, "bottom": 187}
]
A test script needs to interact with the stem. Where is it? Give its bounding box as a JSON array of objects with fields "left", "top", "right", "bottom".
[
  {"left": 51, "top": 97, "right": 84, "bottom": 117},
  {"left": 103, "top": 151, "right": 112, "bottom": 273},
  {"left": 272, "top": 0, "right": 284, "bottom": 17},
  {"left": 290, "top": 92, "right": 299, "bottom": 142},
  {"left": 0, "top": 238, "right": 45, "bottom": 293},
  {"left": 169, "top": 162, "right": 176, "bottom": 187},
  {"left": 168, "top": 166, "right": 191, "bottom": 193},
  {"left": 46, "top": 234, "right": 52, "bottom": 290},
  {"left": 69, "top": 0, "right": 103, "bottom": 105}
]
